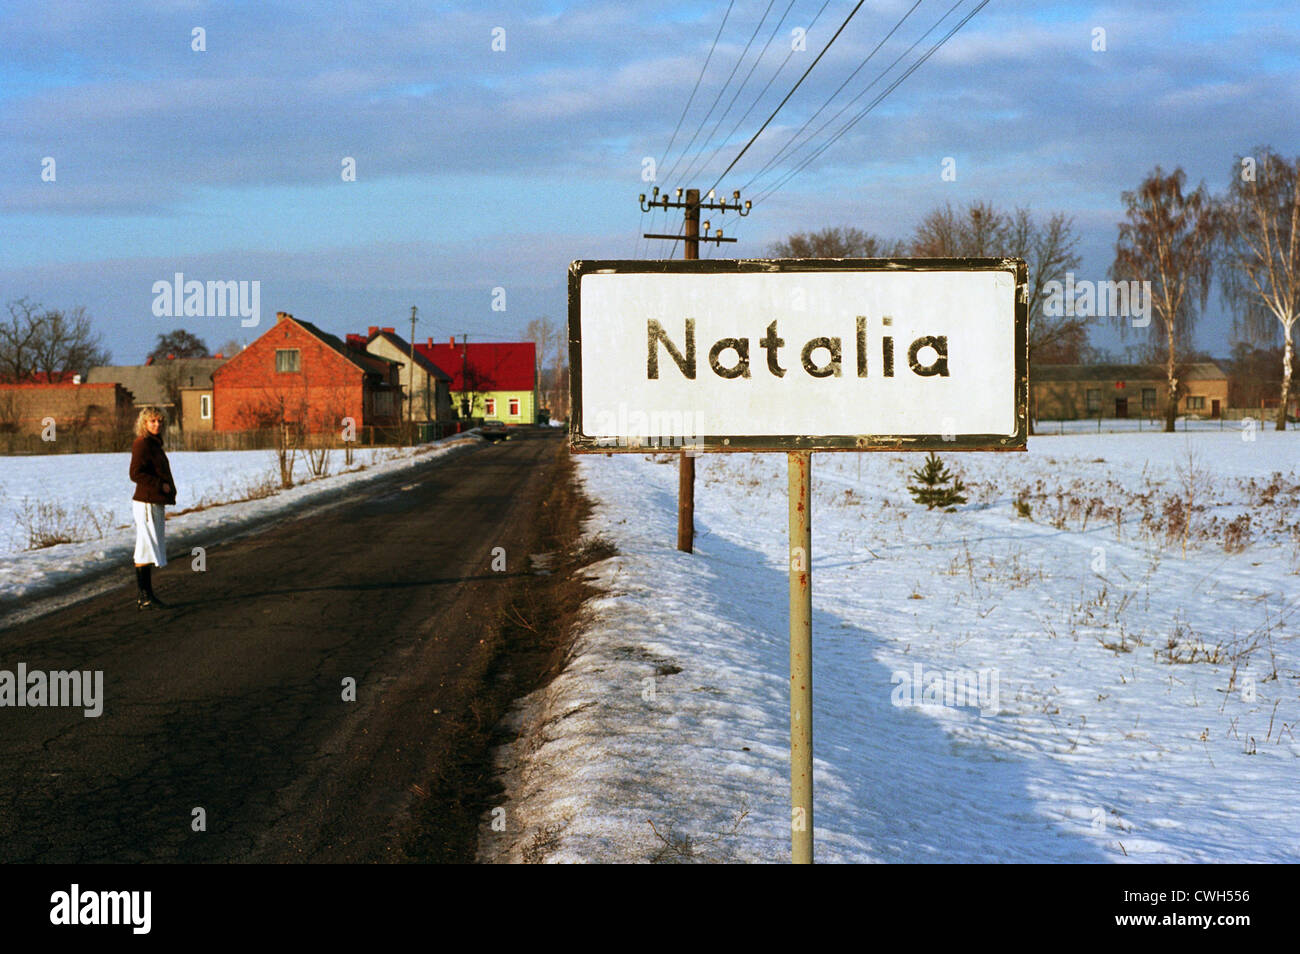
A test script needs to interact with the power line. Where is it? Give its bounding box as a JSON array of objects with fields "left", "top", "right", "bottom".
[
  {"left": 736, "top": 0, "right": 925, "bottom": 194},
  {"left": 690, "top": 0, "right": 835, "bottom": 193},
  {"left": 752, "top": 0, "right": 992, "bottom": 204},
  {"left": 661, "top": 0, "right": 737, "bottom": 173},
  {"left": 660, "top": 0, "right": 780, "bottom": 188},
  {"left": 677, "top": 0, "right": 799, "bottom": 187},
  {"left": 709, "top": 0, "right": 868, "bottom": 190},
  {"left": 637, "top": 0, "right": 736, "bottom": 257},
  {"left": 743, "top": 0, "right": 962, "bottom": 199},
  {"left": 753, "top": 0, "right": 983, "bottom": 202}
]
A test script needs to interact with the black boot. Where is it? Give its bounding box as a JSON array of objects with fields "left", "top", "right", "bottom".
[
  {"left": 135, "top": 566, "right": 154, "bottom": 610},
  {"left": 142, "top": 565, "right": 168, "bottom": 609}
]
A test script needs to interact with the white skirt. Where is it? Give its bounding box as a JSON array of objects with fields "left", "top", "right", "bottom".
[{"left": 132, "top": 500, "right": 167, "bottom": 567}]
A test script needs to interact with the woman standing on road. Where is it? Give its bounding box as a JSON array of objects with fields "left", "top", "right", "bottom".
[{"left": 129, "top": 407, "right": 176, "bottom": 610}]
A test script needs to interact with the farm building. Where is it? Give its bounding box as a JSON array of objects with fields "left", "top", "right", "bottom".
[
  {"left": 417, "top": 340, "right": 537, "bottom": 424},
  {"left": 212, "top": 312, "right": 402, "bottom": 432},
  {"left": 0, "top": 378, "right": 135, "bottom": 436},
  {"left": 1032, "top": 362, "right": 1229, "bottom": 421}
]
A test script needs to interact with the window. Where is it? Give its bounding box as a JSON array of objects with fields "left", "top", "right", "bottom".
[
  {"left": 509, "top": 397, "right": 520, "bottom": 416},
  {"left": 1086, "top": 389, "right": 1101, "bottom": 413},
  {"left": 200, "top": 394, "right": 211, "bottom": 419},
  {"left": 1141, "top": 388, "right": 1156, "bottom": 410},
  {"left": 275, "top": 349, "right": 300, "bottom": 372},
  {"left": 484, "top": 397, "right": 495, "bottom": 416},
  {"left": 1187, "top": 395, "right": 1205, "bottom": 410}
]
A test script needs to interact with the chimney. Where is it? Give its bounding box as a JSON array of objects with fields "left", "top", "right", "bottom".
[
  {"left": 426, "top": 337, "right": 432, "bottom": 348},
  {"left": 214, "top": 352, "right": 224, "bottom": 359},
  {"left": 145, "top": 356, "right": 154, "bottom": 366},
  {"left": 368, "top": 326, "right": 379, "bottom": 336}
]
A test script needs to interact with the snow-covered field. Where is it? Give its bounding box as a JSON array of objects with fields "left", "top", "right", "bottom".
[
  {"left": 480, "top": 426, "right": 1300, "bottom": 863},
  {"left": 0, "top": 437, "right": 480, "bottom": 608}
]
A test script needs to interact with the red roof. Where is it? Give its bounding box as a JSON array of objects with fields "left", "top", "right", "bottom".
[
  {"left": 416, "top": 341, "right": 535, "bottom": 391},
  {"left": 10, "top": 370, "right": 79, "bottom": 384}
]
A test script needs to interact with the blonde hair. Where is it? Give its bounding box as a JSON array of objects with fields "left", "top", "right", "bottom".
[{"left": 134, "top": 407, "right": 166, "bottom": 438}]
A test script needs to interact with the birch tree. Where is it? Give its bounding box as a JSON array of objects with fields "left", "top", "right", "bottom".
[
  {"left": 1220, "top": 148, "right": 1300, "bottom": 430},
  {"left": 1111, "top": 167, "right": 1216, "bottom": 432}
]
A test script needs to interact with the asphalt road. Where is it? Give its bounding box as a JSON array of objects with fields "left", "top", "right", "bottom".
[{"left": 0, "top": 429, "right": 563, "bottom": 862}]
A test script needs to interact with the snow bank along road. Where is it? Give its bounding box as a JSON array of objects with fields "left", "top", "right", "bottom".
[{"left": 0, "top": 428, "right": 565, "bottom": 862}]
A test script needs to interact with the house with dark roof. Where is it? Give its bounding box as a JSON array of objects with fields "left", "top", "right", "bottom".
[
  {"left": 87, "top": 356, "right": 228, "bottom": 429},
  {"left": 1033, "top": 362, "right": 1229, "bottom": 420},
  {"left": 211, "top": 311, "right": 402, "bottom": 432},
  {"left": 417, "top": 340, "right": 537, "bottom": 424},
  {"left": 346, "top": 326, "right": 453, "bottom": 423}
]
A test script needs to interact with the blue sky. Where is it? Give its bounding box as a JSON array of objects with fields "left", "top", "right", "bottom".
[{"left": 1, "top": 0, "right": 1297, "bottom": 362}]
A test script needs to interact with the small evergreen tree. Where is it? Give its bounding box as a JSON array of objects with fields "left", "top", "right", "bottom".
[{"left": 907, "top": 452, "right": 968, "bottom": 511}]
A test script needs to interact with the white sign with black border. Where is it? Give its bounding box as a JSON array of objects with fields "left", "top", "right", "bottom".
[{"left": 568, "top": 258, "right": 1028, "bottom": 452}]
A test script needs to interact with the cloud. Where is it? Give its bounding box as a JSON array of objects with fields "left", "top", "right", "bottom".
[{"left": 1, "top": 0, "right": 1296, "bottom": 359}]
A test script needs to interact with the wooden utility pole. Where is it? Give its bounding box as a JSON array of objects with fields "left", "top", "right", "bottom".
[
  {"left": 679, "top": 189, "right": 699, "bottom": 554},
  {"left": 640, "top": 186, "right": 751, "bottom": 553},
  {"left": 460, "top": 333, "right": 469, "bottom": 420},
  {"left": 408, "top": 305, "right": 418, "bottom": 444}
]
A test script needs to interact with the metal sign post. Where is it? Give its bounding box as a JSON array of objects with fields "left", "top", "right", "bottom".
[
  {"left": 568, "top": 258, "right": 1028, "bottom": 863},
  {"left": 788, "top": 450, "right": 813, "bottom": 863}
]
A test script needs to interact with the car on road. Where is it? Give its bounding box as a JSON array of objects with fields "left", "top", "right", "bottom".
[{"left": 480, "top": 419, "right": 509, "bottom": 441}]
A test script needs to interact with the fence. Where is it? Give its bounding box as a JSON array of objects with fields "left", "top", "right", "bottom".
[
  {"left": 0, "top": 421, "right": 467, "bottom": 455},
  {"left": 1033, "top": 409, "right": 1280, "bottom": 435},
  {"left": 0, "top": 428, "right": 133, "bottom": 455}
]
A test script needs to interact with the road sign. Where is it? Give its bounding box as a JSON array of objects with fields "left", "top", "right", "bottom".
[
  {"left": 569, "top": 258, "right": 1027, "bottom": 453},
  {"left": 568, "top": 256, "right": 1028, "bottom": 864}
]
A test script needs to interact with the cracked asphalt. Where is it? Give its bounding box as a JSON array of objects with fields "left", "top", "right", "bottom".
[{"left": 0, "top": 428, "right": 562, "bottom": 862}]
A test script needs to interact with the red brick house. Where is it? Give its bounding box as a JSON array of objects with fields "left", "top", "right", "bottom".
[{"left": 211, "top": 311, "right": 402, "bottom": 432}]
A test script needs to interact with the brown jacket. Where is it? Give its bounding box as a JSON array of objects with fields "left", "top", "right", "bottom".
[{"left": 130, "top": 434, "right": 177, "bottom": 505}]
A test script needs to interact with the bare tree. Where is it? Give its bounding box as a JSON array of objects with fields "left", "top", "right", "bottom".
[
  {"left": 1111, "top": 167, "right": 1217, "bottom": 432},
  {"left": 1219, "top": 147, "right": 1300, "bottom": 429},
  {"left": 548, "top": 331, "right": 569, "bottom": 421},
  {"left": 911, "top": 201, "right": 1083, "bottom": 359},
  {"left": 238, "top": 387, "right": 309, "bottom": 488},
  {"left": 770, "top": 226, "right": 905, "bottom": 258},
  {"left": 30, "top": 305, "right": 108, "bottom": 379},
  {"left": 157, "top": 360, "right": 184, "bottom": 430},
  {"left": 458, "top": 360, "right": 488, "bottom": 419},
  {"left": 0, "top": 299, "right": 43, "bottom": 381},
  {"left": 910, "top": 201, "right": 1083, "bottom": 432},
  {"left": 147, "top": 329, "right": 209, "bottom": 362},
  {"left": 1226, "top": 342, "right": 1283, "bottom": 409},
  {"left": 0, "top": 298, "right": 109, "bottom": 381},
  {"left": 525, "top": 316, "right": 557, "bottom": 421},
  {"left": 911, "top": 201, "right": 1010, "bottom": 258}
]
